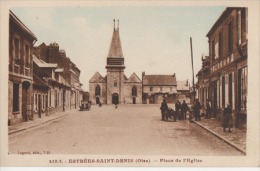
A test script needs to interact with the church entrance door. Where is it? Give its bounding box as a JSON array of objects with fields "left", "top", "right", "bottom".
[
  {"left": 133, "top": 97, "right": 136, "bottom": 104},
  {"left": 96, "top": 97, "right": 100, "bottom": 104},
  {"left": 112, "top": 93, "right": 119, "bottom": 104}
]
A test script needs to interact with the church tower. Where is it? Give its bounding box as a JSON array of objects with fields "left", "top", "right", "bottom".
[{"left": 106, "top": 19, "right": 125, "bottom": 104}]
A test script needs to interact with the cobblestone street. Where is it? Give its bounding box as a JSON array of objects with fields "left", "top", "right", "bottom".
[{"left": 9, "top": 105, "right": 244, "bottom": 155}]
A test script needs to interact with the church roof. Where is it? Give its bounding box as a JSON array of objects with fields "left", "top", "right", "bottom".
[
  {"left": 89, "top": 72, "right": 106, "bottom": 83},
  {"left": 107, "top": 20, "right": 123, "bottom": 58},
  {"left": 124, "top": 73, "right": 142, "bottom": 83},
  {"left": 143, "top": 75, "right": 177, "bottom": 86}
]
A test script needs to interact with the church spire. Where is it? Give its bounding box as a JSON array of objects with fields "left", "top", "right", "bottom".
[
  {"left": 106, "top": 19, "right": 125, "bottom": 69},
  {"left": 107, "top": 19, "right": 123, "bottom": 58}
]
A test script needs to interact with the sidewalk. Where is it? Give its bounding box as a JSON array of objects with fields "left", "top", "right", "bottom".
[
  {"left": 8, "top": 110, "right": 73, "bottom": 135},
  {"left": 191, "top": 117, "right": 246, "bottom": 154}
]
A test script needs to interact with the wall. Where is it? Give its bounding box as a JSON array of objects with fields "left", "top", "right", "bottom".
[
  {"left": 106, "top": 69, "right": 125, "bottom": 104},
  {"left": 89, "top": 82, "right": 107, "bottom": 104},
  {"left": 122, "top": 82, "right": 142, "bottom": 104},
  {"left": 143, "top": 85, "right": 177, "bottom": 95}
]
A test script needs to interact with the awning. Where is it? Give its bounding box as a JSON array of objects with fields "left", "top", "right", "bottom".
[{"left": 33, "top": 55, "right": 58, "bottom": 68}]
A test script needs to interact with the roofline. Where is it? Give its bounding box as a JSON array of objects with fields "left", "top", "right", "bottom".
[
  {"left": 143, "top": 84, "right": 177, "bottom": 86},
  {"left": 144, "top": 74, "right": 176, "bottom": 76},
  {"left": 206, "top": 7, "right": 243, "bottom": 37},
  {"left": 10, "top": 10, "right": 37, "bottom": 41},
  {"left": 133, "top": 72, "right": 141, "bottom": 80}
]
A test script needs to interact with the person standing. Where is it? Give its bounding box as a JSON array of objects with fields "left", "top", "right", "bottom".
[
  {"left": 223, "top": 103, "right": 232, "bottom": 132},
  {"left": 205, "top": 99, "right": 211, "bottom": 119},
  {"left": 175, "top": 100, "right": 181, "bottom": 120},
  {"left": 193, "top": 99, "right": 201, "bottom": 121},
  {"left": 181, "top": 100, "right": 189, "bottom": 120},
  {"left": 160, "top": 99, "right": 168, "bottom": 121}
]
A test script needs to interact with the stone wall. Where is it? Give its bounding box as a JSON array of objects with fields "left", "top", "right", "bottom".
[{"left": 122, "top": 82, "right": 142, "bottom": 104}]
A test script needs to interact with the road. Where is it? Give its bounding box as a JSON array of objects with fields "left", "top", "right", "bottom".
[{"left": 9, "top": 104, "right": 243, "bottom": 155}]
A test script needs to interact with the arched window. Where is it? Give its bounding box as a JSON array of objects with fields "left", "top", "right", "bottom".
[
  {"left": 132, "top": 86, "right": 137, "bottom": 96},
  {"left": 95, "top": 85, "right": 101, "bottom": 96}
]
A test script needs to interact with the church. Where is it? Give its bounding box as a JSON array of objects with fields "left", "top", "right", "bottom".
[{"left": 89, "top": 20, "right": 142, "bottom": 105}]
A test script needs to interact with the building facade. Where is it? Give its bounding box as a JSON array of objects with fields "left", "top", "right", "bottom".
[
  {"left": 196, "top": 55, "right": 211, "bottom": 113},
  {"left": 32, "top": 54, "right": 71, "bottom": 116},
  {"left": 8, "top": 11, "right": 37, "bottom": 125},
  {"left": 89, "top": 20, "right": 142, "bottom": 105},
  {"left": 142, "top": 72, "right": 178, "bottom": 104},
  {"left": 177, "top": 80, "right": 191, "bottom": 104},
  {"left": 202, "top": 7, "right": 248, "bottom": 128},
  {"left": 33, "top": 42, "right": 84, "bottom": 111}
]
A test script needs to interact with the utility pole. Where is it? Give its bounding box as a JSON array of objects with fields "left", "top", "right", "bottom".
[{"left": 190, "top": 37, "right": 195, "bottom": 121}]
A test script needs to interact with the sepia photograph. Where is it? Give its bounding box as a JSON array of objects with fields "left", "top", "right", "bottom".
[{"left": 0, "top": 0, "right": 259, "bottom": 167}]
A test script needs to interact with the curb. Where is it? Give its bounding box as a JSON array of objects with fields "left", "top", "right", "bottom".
[
  {"left": 8, "top": 114, "right": 69, "bottom": 135},
  {"left": 191, "top": 120, "right": 246, "bottom": 155}
]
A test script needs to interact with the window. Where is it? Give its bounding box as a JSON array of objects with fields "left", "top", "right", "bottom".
[
  {"left": 34, "top": 94, "right": 38, "bottom": 111},
  {"left": 14, "top": 38, "right": 20, "bottom": 59},
  {"left": 222, "top": 76, "right": 225, "bottom": 108},
  {"left": 160, "top": 87, "right": 163, "bottom": 91},
  {"left": 241, "top": 8, "right": 247, "bottom": 41},
  {"left": 114, "top": 82, "right": 117, "bottom": 87},
  {"left": 170, "top": 87, "right": 172, "bottom": 92},
  {"left": 49, "top": 91, "right": 51, "bottom": 107},
  {"left": 132, "top": 86, "right": 137, "bottom": 96},
  {"left": 43, "top": 95, "right": 45, "bottom": 109},
  {"left": 238, "top": 67, "right": 247, "bottom": 111},
  {"left": 241, "top": 8, "right": 246, "bottom": 33},
  {"left": 218, "top": 31, "right": 223, "bottom": 59},
  {"left": 228, "top": 21, "right": 233, "bottom": 53},
  {"left": 25, "top": 45, "right": 30, "bottom": 66},
  {"left": 46, "top": 94, "right": 48, "bottom": 108},
  {"left": 56, "top": 91, "right": 58, "bottom": 107},
  {"left": 150, "top": 87, "right": 153, "bottom": 91},
  {"left": 13, "top": 83, "right": 19, "bottom": 112},
  {"left": 228, "top": 73, "right": 233, "bottom": 106},
  {"left": 212, "top": 39, "right": 215, "bottom": 60},
  {"left": 95, "top": 85, "right": 101, "bottom": 96}
]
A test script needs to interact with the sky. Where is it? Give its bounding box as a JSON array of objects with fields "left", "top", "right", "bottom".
[{"left": 11, "top": 6, "right": 225, "bottom": 91}]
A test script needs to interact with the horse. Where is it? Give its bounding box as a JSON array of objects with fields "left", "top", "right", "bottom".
[{"left": 165, "top": 107, "right": 177, "bottom": 122}]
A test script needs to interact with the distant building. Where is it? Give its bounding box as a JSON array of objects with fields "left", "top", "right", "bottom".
[
  {"left": 89, "top": 20, "right": 142, "bottom": 105},
  {"left": 8, "top": 10, "right": 37, "bottom": 125},
  {"left": 199, "top": 7, "right": 248, "bottom": 128},
  {"left": 142, "top": 72, "right": 177, "bottom": 104},
  {"left": 177, "top": 80, "right": 191, "bottom": 104}
]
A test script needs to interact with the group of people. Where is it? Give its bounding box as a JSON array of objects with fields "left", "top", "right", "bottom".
[
  {"left": 160, "top": 98, "right": 233, "bottom": 132},
  {"left": 160, "top": 99, "right": 190, "bottom": 121},
  {"left": 174, "top": 100, "right": 189, "bottom": 120}
]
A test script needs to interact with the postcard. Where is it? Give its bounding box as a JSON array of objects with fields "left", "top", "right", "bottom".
[{"left": 0, "top": 0, "right": 259, "bottom": 167}]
